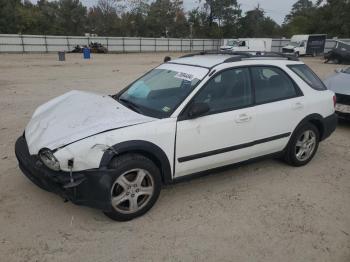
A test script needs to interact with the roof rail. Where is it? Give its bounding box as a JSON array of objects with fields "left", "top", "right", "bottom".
[
  {"left": 254, "top": 51, "right": 300, "bottom": 61},
  {"left": 180, "top": 51, "right": 252, "bottom": 58},
  {"left": 180, "top": 51, "right": 299, "bottom": 61}
]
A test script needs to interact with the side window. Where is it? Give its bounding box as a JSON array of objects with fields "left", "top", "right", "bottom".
[
  {"left": 288, "top": 64, "right": 326, "bottom": 91},
  {"left": 251, "top": 66, "right": 297, "bottom": 104},
  {"left": 194, "top": 67, "right": 252, "bottom": 113}
]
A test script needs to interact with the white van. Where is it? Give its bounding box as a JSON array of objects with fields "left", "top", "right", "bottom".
[
  {"left": 282, "top": 35, "right": 327, "bottom": 57},
  {"left": 220, "top": 38, "right": 272, "bottom": 52}
]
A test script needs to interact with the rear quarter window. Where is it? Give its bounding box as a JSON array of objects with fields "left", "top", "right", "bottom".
[{"left": 288, "top": 64, "right": 327, "bottom": 91}]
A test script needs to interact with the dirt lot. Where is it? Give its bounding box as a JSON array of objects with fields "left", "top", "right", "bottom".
[{"left": 0, "top": 53, "right": 349, "bottom": 262}]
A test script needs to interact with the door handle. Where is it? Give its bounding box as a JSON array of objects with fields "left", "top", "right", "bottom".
[
  {"left": 235, "top": 113, "right": 252, "bottom": 123},
  {"left": 293, "top": 102, "right": 304, "bottom": 110}
]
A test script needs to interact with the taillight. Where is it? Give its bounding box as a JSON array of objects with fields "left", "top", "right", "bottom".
[{"left": 333, "top": 95, "right": 337, "bottom": 108}]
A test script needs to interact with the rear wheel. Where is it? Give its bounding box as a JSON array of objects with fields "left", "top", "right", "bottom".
[
  {"left": 103, "top": 154, "right": 161, "bottom": 221},
  {"left": 284, "top": 123, "right": 320, "bottom": 166}
]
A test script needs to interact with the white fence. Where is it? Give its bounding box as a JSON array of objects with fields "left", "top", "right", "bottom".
[
  {"left": 0, "top": 34, "right": 349, "bottom": 53},
  {"left": 0, "top": 34, "right": 222, "bottom": 53}
]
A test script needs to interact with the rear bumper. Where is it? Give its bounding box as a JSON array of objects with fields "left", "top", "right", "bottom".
[
  {"left": 321, "top": 113, "right": 338, "bottom": 141},
  {"left": 336, "top": 111, "right": 350, "bottom": 119},
  {"left": 15, "top": 136, "right": 114, "bottom": 211}
]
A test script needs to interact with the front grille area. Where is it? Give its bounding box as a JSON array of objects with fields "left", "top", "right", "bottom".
[
  {"left": 282, "top": 48, "right": 294, "bottom": 53},
  {"left": 336, "top": 93, "right": 350, "bottom": 105}
]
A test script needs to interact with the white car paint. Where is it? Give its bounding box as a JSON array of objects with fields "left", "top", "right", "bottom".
[
  {"left": 24, "top": 55, "right": 335, "bottom": 180},
  {"left": 25, "top": 90, "right": 156, "bottom": 154},
  {"left": 175, "top": 106, "right": 256, "bottom": 177}
]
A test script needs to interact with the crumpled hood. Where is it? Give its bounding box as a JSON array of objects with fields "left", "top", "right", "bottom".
[
  {"left": 324, "top": 73, "right": 350, "bottom": 95},
  {"left": 25, "top": 90, "right": 156, "bottom": 154}
]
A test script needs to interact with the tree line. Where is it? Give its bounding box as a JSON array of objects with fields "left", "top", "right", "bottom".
[{"left": 0, "top": 0, "right": 349, "bottom": 38}]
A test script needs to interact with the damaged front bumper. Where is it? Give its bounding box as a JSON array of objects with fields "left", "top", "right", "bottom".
[{"left": 15, "top": 136, "right": 114, "bottom": 211}]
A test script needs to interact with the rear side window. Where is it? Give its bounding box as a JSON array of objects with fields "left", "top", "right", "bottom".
[
  {"left": 251, "top": 66, "right": 298, "bottom": 104},
  {"left": 288, "top": 64, "right": 327, "bottom": 91}
]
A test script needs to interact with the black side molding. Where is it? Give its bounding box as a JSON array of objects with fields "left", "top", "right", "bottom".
[{"left": 178, "top": 133, "right": 291, "bottom": 163}]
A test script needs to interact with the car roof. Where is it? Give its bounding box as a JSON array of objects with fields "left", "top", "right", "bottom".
[{"left": 169, "top": 52, "right": 303, "bottom": 70}]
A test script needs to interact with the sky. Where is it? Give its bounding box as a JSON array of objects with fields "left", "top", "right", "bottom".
[{"left": 29, "top": 0, "right": 315, "bottom": 25}]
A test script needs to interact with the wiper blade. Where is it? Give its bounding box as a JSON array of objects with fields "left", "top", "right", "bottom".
[{"left": 118, "top": 98, "right": 143, "bottom": 114}]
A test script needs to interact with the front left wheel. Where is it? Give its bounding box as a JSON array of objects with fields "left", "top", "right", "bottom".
[{"left": 103, "top": 154, "right": 162, "bottom": 221}]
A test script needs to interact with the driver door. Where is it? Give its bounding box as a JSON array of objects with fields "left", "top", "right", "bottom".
[{"left": 174, "top": 67, "right": 256, "bottom": 178}]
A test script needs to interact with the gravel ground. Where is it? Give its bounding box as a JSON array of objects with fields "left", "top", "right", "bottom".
[{"left": 0, "top": 53, "right": 349, "bottom": 262}]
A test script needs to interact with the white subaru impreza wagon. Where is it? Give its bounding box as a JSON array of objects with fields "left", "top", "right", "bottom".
[{"left": 15, "top": 52, "right": 337, "bottom": 221}]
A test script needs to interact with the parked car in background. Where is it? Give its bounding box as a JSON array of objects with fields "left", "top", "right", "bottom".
[
  {"left": 324, "top": 41, "right": 350, "bottom": 64},
  {"left": 324, "top": 67, "right": 350, "bottom": 119},
  {"left": 69, "top": 45, "right": 85, "bottom": 53},
  {"left": 15, "top": 52, "right": 337, "bottom": 221},
  {"left": 69, "top": 43, "right": 108, "bottom": 54},
  {"left": 89, "top": 42, "right": 108, "bottom": 53},
  {"left": 282, "top": 34, "right": 327, "bottom": 57},
  {"left": 220, "top": 38, "right": 272, "bottom": 52}
]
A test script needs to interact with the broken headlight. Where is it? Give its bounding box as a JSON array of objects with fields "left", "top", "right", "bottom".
[{"left": 39, "top": 148, "right": 60, "bottom": 171}]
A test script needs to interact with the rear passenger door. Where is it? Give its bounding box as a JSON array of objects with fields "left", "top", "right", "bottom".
[{"left": 250, "top": 66, "right": 306, "bottom": 157}]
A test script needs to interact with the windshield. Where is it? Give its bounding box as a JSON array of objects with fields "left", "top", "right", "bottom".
[
  {"left": 289, "top": 41, "right": 300, "bottom": 47},
  {"left": 227, "top": 40, "right": 239, "bottom": 47},
  {"left": 342, "top": 67, "right": 350, "bottom": 74},
  {"left": 117, "top": 64, "right": 208, "bottom": 118},
  {"left": 336, "top": 42, "right": 350, "bottom": 52}
]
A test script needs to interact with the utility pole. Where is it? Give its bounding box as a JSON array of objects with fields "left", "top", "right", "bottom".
[
  {"left": 189, "top": 23, "right": 193, "bottom": 52},
  {"left": 219, "top": 0, "right": 223, "bottom": 39}
]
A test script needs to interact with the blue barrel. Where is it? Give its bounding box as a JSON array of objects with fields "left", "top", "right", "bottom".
[{"left": 83, "top": 47, "right": 91, "bottom": 59}]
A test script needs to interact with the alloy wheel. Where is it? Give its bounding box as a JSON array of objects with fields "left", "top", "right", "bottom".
[
  {"left": 111, "top": 169, "right": 154, "bottom": 214},
  {"left": 295, "top": 130, "right": 317, "bottom": 162}
]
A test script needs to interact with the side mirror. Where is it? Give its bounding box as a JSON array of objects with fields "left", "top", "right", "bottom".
[
  {"left": 335, "top": 68, "right": 343, "bottom": 73},
  {"left": 187, "top": 102, "right": 210, "bottom": 119}
]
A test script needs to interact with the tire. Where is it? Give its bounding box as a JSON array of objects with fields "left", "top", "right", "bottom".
[
  {"left": 284, "top": 123, "right": 320, "bottom": 167},
  {"left": 295, "top": 52, "right": 300, "bottom": 58},
  {"left": 103, "top": 154, "right": 162, "bottom": 221}
]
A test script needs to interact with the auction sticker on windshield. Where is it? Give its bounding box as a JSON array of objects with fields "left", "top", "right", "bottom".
[
  {"left": 157, "top": 63, "right": 209, "bottom": 80},
  {"left": 175, "top": 72, "right": 195, "bottom": 81}
]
